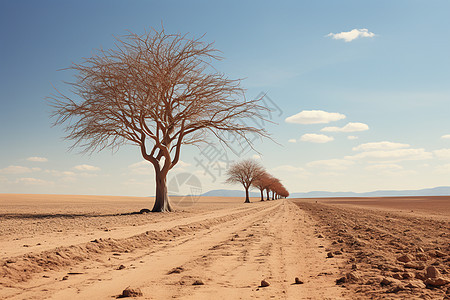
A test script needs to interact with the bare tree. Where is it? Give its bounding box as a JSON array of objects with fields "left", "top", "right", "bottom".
[
  {"left": 50, "top": 28, "right": 269, "bottom": 212},
  {"left": 252, "top": 171, "right": 270, "bottom": 201},
  {"left": 225, "top": 159, "right": 265, "bottom": 203}
]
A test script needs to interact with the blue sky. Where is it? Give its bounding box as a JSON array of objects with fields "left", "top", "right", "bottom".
[{"left": 1, "top": 0, "right": 449, "bottom": 196}]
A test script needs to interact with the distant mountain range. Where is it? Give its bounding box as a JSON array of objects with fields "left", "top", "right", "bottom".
[{"left": 201, "top": 186, "right": 450, "bottom": 198}]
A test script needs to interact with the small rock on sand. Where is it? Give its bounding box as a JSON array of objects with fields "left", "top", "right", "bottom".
[
  {"left": 62, "top": 276, "right": 69, "bottom": 281},
  {"left": 404, "top": 262, "right": 425, "bottom": 270},
  {"left": 121, "top": 287, "right": 143, "bottom": 297},
  {"left": 192, "top": 280, "right": 204, "bottom": 285},
  {"left": 168, "top": 266, "right": 184, "bottom": 274},
  {"left": 294, "top": 277, "right": 304, "bottom": 284},
  {"left": 380, "top": 277, "right": 402, "bottom": 286},
  {"left": 425, "top": 277, "right": 450, "bottom": 287},
  {"left": 346, "top": 271, "right": 361, "bottom": 282},
  {"left": 260, "top": 280, "right": 270, "bottom": 287},
  {"left": 397, "top": 254, "right": 413, "bottom": 263},
  {"left": 317, "top": 234, "right": 324, "bottom": 238},
  {"left": 327, "top": 252, "right": 334, "bottom": 258},
  {"left": 336, "top": 276, "right": 346, "bottom": 285},
  {"left": 117, "top": 265, "right": 126, "bottom": 270},
  {"left": 426, "top": 266, "right": 441, "bottom": 278}
]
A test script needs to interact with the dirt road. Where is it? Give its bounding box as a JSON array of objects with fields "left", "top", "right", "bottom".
[{"left": 1, "top": 198, "right": 349, "bottom": 299}]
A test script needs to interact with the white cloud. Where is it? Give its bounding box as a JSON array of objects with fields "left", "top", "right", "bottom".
[
  {"left": 433, "top": 149, "right": 450, "bottom": 160},
  {"left": 0, "top": 165, "right": 41, "bottom": 174},
  {"left": 307, "top": 159, "right": 355, "bottom": 170},
  {"left": 353, "top": 141, "right": 410, "bottom": 151},
  {"left": 321, "top": 122, "right": 369, "bottom": 133},
  {"left": 346, "top": 148, "right": 432, "bottom": 162},
  {"left": 365, "top": 164, "right": 403, "bottom": 171},
  {"left": 17, "top": 177, "right": 53, "bottom": 185},
  {"left": 252, "top": 154, "right": 262, "bottom": 160},
  {"left": 300, "top": 133, "right": 334, "bottom": 143},
  {"left": 381, "top": 170, "right": 418, "bottom": 177},
  {"left": 441, "top": 134, "right": 450, "bottom": 139},
  {"left": 347, "top": 136, "right": 358, "bottom": 140},
  {"left": 288, "top": 139, "right": 297, "bottom": 143},
  {"left": 73, "top": 164, "right": 100, "bottom": 171},
  {"left": 285, "top": 110, "right": 345, "bottom": 124},
  {"left": 172, "top": 160, "right": 193, "bottom": 172},
  {"left": 26, "top": 156, "right": 48, "bottom": 162},
  {"left": 45, "top": 170, "right": 76, "bottom": 177},
  {"left": 327, "top": 28, "right": 375, "bottom": 42},
  {"left": 129, "top": 161, "right": 152, "bottom": 175}
]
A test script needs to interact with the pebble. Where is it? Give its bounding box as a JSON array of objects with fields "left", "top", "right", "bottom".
[
  {"left": 397, "top": 254, "right": 413, "bottom": 263},
  {"left": 260, "top": 279, "right": 270, "bottom": 287},
  {"left": 192, "top": 280, "right": 204, "bottom": 285},
  {"left": 121, "top": 287, "right": 143, "bottom": 297}
]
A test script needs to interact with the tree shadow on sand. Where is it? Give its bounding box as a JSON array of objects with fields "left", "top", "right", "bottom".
[{"left": 0, "top": 209, "right": 153, "bottom": 220}]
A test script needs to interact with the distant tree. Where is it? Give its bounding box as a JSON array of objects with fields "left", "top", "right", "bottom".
[
  {"left": 252, "top": 171, "right": 270, "bottom": 201},
  {"left": 263, "top": 174, "right": 276, "bottom": 200},
  {"left": 50, "top": 28, "right": 269, "bottom": 212},
  {"left": 225, "top": 159, "right": 265, "bottom": 203},
  {"left": 270, "top": 177, "right": 281, "bottom": 200}
]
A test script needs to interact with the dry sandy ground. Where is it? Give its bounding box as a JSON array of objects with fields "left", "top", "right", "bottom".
[
  {"left": 0, "top": 194, "right": 349, "bottom": 299},
  {"left": 0, "top": 194, "right": 448, "bottom": 299},
  {"left": 294, "top": 196, "right": 450, "bottom": 299}
]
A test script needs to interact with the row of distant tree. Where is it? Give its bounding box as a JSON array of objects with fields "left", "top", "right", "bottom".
[{"left": 226, "top": 159, "right": 289, "bottom": 203}]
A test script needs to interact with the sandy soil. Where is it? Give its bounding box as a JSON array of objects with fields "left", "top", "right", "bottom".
[
  {"left": 1, "top": 194, "right": 448, "bottom": 299},
  {"left": 293, "top": 196, "right": 450, "bottom": 299},
  {"left": 0, "top": 194, "right": 349, "bottom": 299}
]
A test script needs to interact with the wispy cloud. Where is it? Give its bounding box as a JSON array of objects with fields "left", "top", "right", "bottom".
[
  {"left": 288, "top": 138, "right": 297, "bottom": 143},
  {"left": 26, "top": 156, "right": 48, "bottom": 162},
  {"left": 321, "top": 122, "right": 369, "bottom": 133},
  {"left": 327, "top": 28, "right": 375, "bottom": 42},
  {"left": 353, "top": 141, "right": 410, "bottom": 151},
  {"left": 307, "top": 159, "right": 355, "bottom": 170},
  {"left": 346, "top": 148, "right": 432, "bottom": 162},
  {"left": 17, "top": 177, "right": 53, "bottom": 185},
  {"left": 0, "top": 165, "right": 41, "bottom": 174},
  {"left": 129, "top": 161, "right": 152, "bottom": 175},
  {"left": 45, "top": 170, "right": 76, "bottom": 177},
  {"left": 441, "top": 134, "right": 450, "bottom": 139},
  {"left": 433, "top": 149, "right": 450, "bottom": 160},
  {"left": 285, "top": 110, "right": 345, "bottom": 124},
  {"left": 347, "top": 136, "right": 358, "bottom": 140},
  {"left": 300, "top": 133, "right": 334, "bottom": 143},
  {"left": 365, "top": 164, "right": 403, "bottom": 171},
  {"left": 73, "top": 164, "right": 100, "bottom": 171}
]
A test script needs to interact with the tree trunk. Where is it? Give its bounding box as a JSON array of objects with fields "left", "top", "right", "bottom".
[
  {"left": 245, "top": 188, "right": 250, "bottom": 203},
  {"left": 266, "top": 189, "right": 270, "bottom": 201},
  {"left": 152, "top": 172, "right": 172, "bottom": 212},
  {"left": 271, "top": 191, "right": 274, "bottom": 200},
  {"left": 260, "top": 189, "right": 264, "bottom": 201}
]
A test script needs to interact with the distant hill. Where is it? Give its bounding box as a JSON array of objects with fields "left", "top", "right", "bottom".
[
  {"left": 201, "top": 186, "right": 450, "bottom": 198},
  {"left": 289, "top": 186, "right": 450, "bottom": 198}
]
